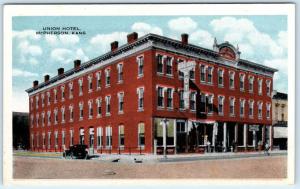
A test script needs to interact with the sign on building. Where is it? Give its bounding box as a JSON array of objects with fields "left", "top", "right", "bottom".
[{"left": 249, "top": 125, "right": 259, "bottom": 131}]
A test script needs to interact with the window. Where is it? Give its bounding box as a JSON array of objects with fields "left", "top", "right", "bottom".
[
  {"left": 248, "top": 76, "right": 254, "bottom": 92},
  {"left": 189, "top": 68, "right": 195, "bottom": 80},
  {"left": 118, "top": 92, "right": 124, "bottom": 113},
  {"left": 47, "top": 111, "right": 51, "bottom": 126},
  {"left": 229, "top": 71, "right": 235, "bottom": 89},
  {"left": 105, "top": 95, "right": 111, "bottom": 116},
  {"left": 61, "top": 85, "right": 65, "bottom": 101},
  {"left": 68, "top": 82, "right": 73, "bottom": 99},
  {"left": 41, "top": 112, "right": 45, "bottom": 127},
  {"left": 78, "top": 79, "right": 83, "bottom": 96},
  {"left": 249, "top": 100, "right": 254, "bottom": 118},
  {"left": 70, "top": 129, "right": 74, "bottom": 146},
  {"left": 208, "top": 95, "right": 214, "bottom": 113},
  {"left": 218, "top": 69, "right": 224, "bottom": 86},
  {"left": 61, "top": 106, "right": 65, "bottom": 123},
  {"left": 266, "top": 80, "right": 271, "bottom": 96},
  {"left": 30, "top": 98, "right": 33, "bottom": 110},
  {"left": 96, "top": 72, "right": 101, "bottom": 89},
  {"left": 240, "top": 99, "right": 245, "bottom": 117},
  {"left": 88, "top": 100, "right": 93, "bottom": 119},
  {"left": 47, "top": 132, "right": 51, "bottom": 149},
  {"left": 266, "top": 103, "right": 271, "bottom": 119},
  {"left": 41, "top": 94, "right": 45, "bottom": 107},
  {"left": 190, "top": 92, "right": 196, "bottom": 111},
  {"left": 96, "top": 98, "right": 102, "bottom": 117},
  {"left": 157, "top": 54, "right": 163, "bottom": 74},
  {"left": 88, "top": 75, "right": 93, "bottom": 92},
  {"left": 258, "top": 79, "right": 263, "bottom": 95},
  {"left": 69, "top": 105, "right": 74, "bottom": 122},
  {"left": 138, "top": 123, "right": 145, "bottom": 147},
  {"left": 118, "top": 125, "right": 125, "bottom": 147},
  {"left": 137, "top": 56, "right": 144, "bottom": 77},
  {"left": 177, "top": 59, "right": 184, "bottom": 79},
  {"left": 36, "top": 133, "right": 39, "bottom": 148},
  {"left": 230, "top": 97, "right": 235, "bottom": 116},
  {"left": 179, "top": 90, "right": 185, "bottom": 110},
  {"left": 35, "top": 95, "right": 39, "bottom": 109},
  {"left": 157, "top": 87, "right": 164, "bottom": 108},
  {"left": 200, "top": 65, "right": 206, "bottom": 82},
  {"left": 54, "top": 89, "right": 57, "bottom": 103},
  {"left": 166, "top": 57, "right": 173, "bottom": 75},
  {"left": 62, "top": 131, "right": 65, "bottom": 147},
  {"left": 30, "top": 115, "right": 34, "bottom": 128},
  {"left": 117, "top": 63, "right": 123, "bottom": 83},
  {"left": 79, "top": 102, "right": 84, "bottom": 120},
  {"left": 239, "top": 74, "right": 245, "bottom": 91},
  {"left": 258, "top": 102, "right": 263, "bottom": 118},
  {"left": 79, "top": 128, "right": 84, "bottom": 145},
  {"left": 218, "top": 96, "right": 224, "bottom": 115},
  {"left": 42, "top": 133, "right": 45, "bottom": 147},
  {"left": 97, "top": 127, "right": 103, "bottom": 148},
  {"left": 54, "top": 109, "right": 58, "bottom": 124},
  {"left": 54, "top": 131, "right": 58, "bottom": 148},
  {"left": 36, "top": 113, "right": 39, "bottom": 127},
  {"left": 166, "top": 88, "right": 173, "bottom": 109},
  {"left": 137, "top": 87, "right": 144, "bottom": 110},
  {"left": 105, "top": 69, "right": 111, "bottom": 87},
  {"left": 47, "top": 92, "right": 51, "bottom": 105},
  {"left": 31, "top": 134, "right": 34, "bottom": 148},
  {"left": 200, "top": 93, "right": 206, "bottom": 113},
  {"left": 207, "top": 66, "right": 213, "bottom": 84},
  {"left": 105, "top": 126, "right": 112, "bottom": 148},
  {"left": 89, "top": 128, "right": 94, "bottom": 148}
]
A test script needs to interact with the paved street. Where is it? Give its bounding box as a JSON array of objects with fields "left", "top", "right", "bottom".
[{"left": 13, "top": 154, "right": 287, "bottom": 179}]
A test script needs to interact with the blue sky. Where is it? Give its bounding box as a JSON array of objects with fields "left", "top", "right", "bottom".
[{"left": 12, "top": 16, "right": 288, "bottom": 112}]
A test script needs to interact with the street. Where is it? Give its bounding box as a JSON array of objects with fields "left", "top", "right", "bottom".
[{"left": 13, "top": 155, "right": 287, "bottom": 179}]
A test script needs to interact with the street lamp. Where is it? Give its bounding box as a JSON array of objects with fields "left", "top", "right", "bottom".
[{"left": 160, "top": 118, "right": 169, "bottom": 159}]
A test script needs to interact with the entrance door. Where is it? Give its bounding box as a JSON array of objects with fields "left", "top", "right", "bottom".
[{"left": 176, "top": 121, "right": 187, "bottom": 153}]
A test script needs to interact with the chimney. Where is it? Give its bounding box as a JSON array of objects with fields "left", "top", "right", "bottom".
[
  {"left": 181, "top": 33, "right": 189, "bottom": 45},
  {"left": 44, "top": 75, "right": 50, "bottom": 82},
  {"left": 74, "top": 59, "right": 81, "bottom": 69},
  {"left": 58, "top": 68, "right": 64, "bottom": 76},
  {"left": 127, "top": 32, "right": 138, "bottom": 44},
  {"left": 33, "top": 80, "right": 39, "bottom": 88},
  {"left": 111, "top": 41, "right": 119, "bottom": 52}
]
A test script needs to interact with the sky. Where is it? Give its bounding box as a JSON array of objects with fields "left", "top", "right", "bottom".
[{"left": 12, "top": 16, "right": 288, "bottom": 112}]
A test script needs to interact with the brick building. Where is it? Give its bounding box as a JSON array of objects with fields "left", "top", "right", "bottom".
[{"left": 26, "top": 32, "right": 277, "bottom": 154}]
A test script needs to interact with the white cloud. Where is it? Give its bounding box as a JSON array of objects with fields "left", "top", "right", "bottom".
[
  {"left": 189, "top": 29, "right": 214, "bottom": 48},
  {"left": 277, "top": 30, "right": 288, "bottom": 49},
  {"left": 131, "top": 22, "right": 163, "bottom": 36},
  {"left": 13, "top": 69, "right": 38, "bottom": 77},
  {"left": 12, "top": 88, "right": 29, "bottom": 112},
  {"left": 50, "top": 48, "right": 89, "bottom": 64},
  {"left": 168, "top": 17, "right": 198, "bottom": 33},
  {"left": 16, "top": 40, "right": 42, "bottom": 65},
  {"left": 45, "top": 35, "right": 58, "bottom": 45},
  {"left": 59, "top": 35, "right": 80, "bottom": 46},
  {"left": 13, "top": 30, "right": 41, "bottom": 41},
  {"left": 89, "top": 32, "right": 128, "bottom": 53},
  {"left": 75, "top": 48, "right": 89, "bottom": 62}
]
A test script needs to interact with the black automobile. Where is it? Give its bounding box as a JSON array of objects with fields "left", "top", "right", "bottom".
[{"left": 63, "top": 144, "right": 89, "bottom": 159}]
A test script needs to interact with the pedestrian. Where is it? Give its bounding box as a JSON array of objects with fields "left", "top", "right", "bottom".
[
  {"left": 264, "top": 143, "right": 270, "bottom": 156},
  {"left": 207, "top": 141, "right": 211, "bottom": 153}
]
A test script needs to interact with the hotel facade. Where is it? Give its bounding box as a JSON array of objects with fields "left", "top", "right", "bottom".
[{"left": 26, "top": 32, "right": 277, "bottom": 154}]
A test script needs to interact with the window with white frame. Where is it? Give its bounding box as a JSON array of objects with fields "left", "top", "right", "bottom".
[
  {"left": 36, "top": 133, "right": 39, "bottom": 148},
  {"left": 207, "top": 66, "right": 213, "bottom": 84},
  {"left": 117, "top": 63, "right": 123, "bottom": 83},
  {"left": 249, "top": 76, "right": 254, "bottom": 93},
  {"left": 137, "top": 56, "right": 144, "bottom": 77},
  {"left": 249, "top": 100, "right": 254, "bottom": 118},
  {"left": 88, "top": 100, "right": 93, "bottom": 119},
  {"left": 97, "top": 127, "right": 103, "bottom": 148},
  {"left": 78, "top": 78, "right": 83, "bottom": 96},
  {"left": 53, "top": 89, "right": 57, "bottom": 103},
  {"left": 62, "top": 130, "right": 65, "bottom": 147},
  {"left": 70, "top": 129, "right": 74, "bottom": 146},
  {"left": 166, "top": 56, "right": 173, "bottom": 76},
  {"left": 258, "top": 101, "right": 263, "bottom": 118},
  {"left": 218, "top": 96, "right": 224, "bottom": 115},
  {"left": 69, "top": 105, "right": 74, "bottom": 122},
  {"left": 177, "top": 59, "right": 184, "bottom": 79},
  {"left": 47, "top": 92, "right": 51, "bottom": 105},
  {"left": 230, "top": 97, "right": 235, "bottom": 116},
  {"left": 36, "top": 113, "right": 39, "bottom": 127},
  {"left": 156, "top": 54, "right": 163, "bottom": 74},
  {"left": 105, "top": 68, "right": 111, "bottom": 87},
  {"left": 266, "top": 103, "right": 271, "bottom": 119},
  {"left": 157, "top": 87, "right": 164, "bottom": 108},
  {"left": 166, "top": 88, "right": 173, "bottom": 109},
  {"left": 137, "top": 87, "right": 144, "bottom": 110},
  {"left": 200, "top": 93, "right": 206, "bottom": 113},
  {"left": 68, "top": 82, "right": 73, "bottom": 99},
  {"left": 41, "top": 94, "right": 45, "bottom": 107},
  {"left": 31, "top": 134, "right": 34, "bottom": 148},
  {"left": 79, "top": 128, "right": 84, "bottom": 145},
  {"left": 258, "top": 79, "right": 263, "bottom": 95},
  {"left": 240, "top": 99, "right": 245, "bottom": 117},
  {"left": 218, "top": 69, "right": 224, "bottom": 86},
  {"left": 41, "top": 112, "right": 45, "bottom": 127},
  {"left": 179, "top": 90, "right": 185, "bottom": 110},
  {"left": 190, "top": 92, "right": 196, "bottom": 111},
  {"left": 96, "top": 71, "right": 101, "bottom": 89},
  {"left": 54, "top": 108, "right": 58, "bottom": 124},
  {"left": 88, "top": 75, "right": 93, "bottom": 92},
  {"left": 118, "top": 125, "right": 125, "bottom": 147},
  {"left": 105, "top": 95, "right": 111, "bottom": 116},
  {"left": 105, "top": 126, "right": 112, "bottom": 148},
  {"left": 47, "top": 132, "right": 51, "bottom": 149},
  {"left": 200, "top": 65, "right": 206, "bottom": 82},
  {"left": 189, "top": 67, "right": 195, "bottom": 80},
  {"left": 61, "top": 106, "right": 65, "bottom": 123},
  {"left": 266, "top": 80, "right": 271, "bottom": 96},
  {"left": 118, "top": 92, "right": 124, "bottom": 113},
  {"left": 30, "top": 114, "right": 34, "bottom": 128},
  {"left": 229, "top": 71, "right": 235, "bottom": 89},
  {"left": 47, "top": 111, "right": 51, "bottom": 126},
  {"left": 79, "top": 102, "right": 84, "bottom": 120},
  {"left": 138, "top": 123, "right": 145, "bottom": 147},
  {"left": 61, "top": 85, "right": 65, "bottom": 101},
  {"left": 30, "top": 98, "right": 33, "bottom": 110},
  {"left": 239, "top": 74, "right": 245, "bottom": 91},
  {"left": 207, "top": 95, "right": 214, "bottom": 114},
  {"left": 35, "top": 95, "right": 39, "bottom": 109},
  {"left": 54, "top": 131, "right": 58, "bottom": 148},
  {"left": 42, "top": 133, "right": 45, "bottom": 147},
  {"left": 96, "top": 98, "right": 102, "bottom": 117}
]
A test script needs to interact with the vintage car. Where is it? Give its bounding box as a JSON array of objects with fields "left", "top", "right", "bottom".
[{"left": 63, "top": 144, "right": 89, "bottom": 159}]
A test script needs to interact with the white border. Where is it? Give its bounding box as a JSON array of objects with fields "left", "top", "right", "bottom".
[{"left": 3, "top": 3, "right": 295, "bottom": 186}]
